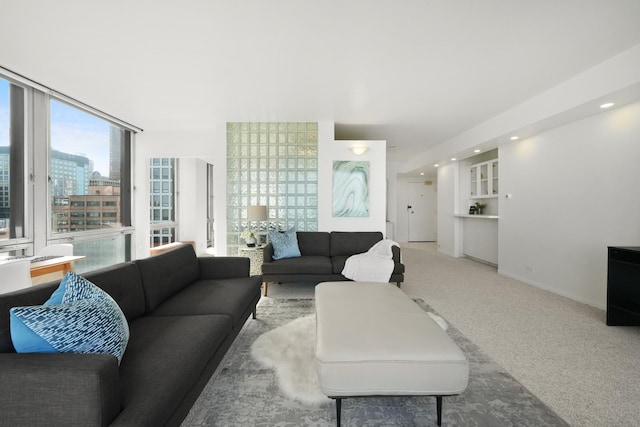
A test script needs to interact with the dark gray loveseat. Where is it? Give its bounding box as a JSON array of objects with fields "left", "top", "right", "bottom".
[
  {"left": 0, "top": 244, "right": 262, "bottom": 426},
  {"left": 261, "top": 231, "right": 404, "bottom": 296}
]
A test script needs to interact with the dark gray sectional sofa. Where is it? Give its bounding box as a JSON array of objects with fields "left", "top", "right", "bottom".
[
  {"left": 261, "top": 231, "right": 404, "bottom": 295},
  {"left": 0, "top": 244, "right": 262, "bottom": 427}
]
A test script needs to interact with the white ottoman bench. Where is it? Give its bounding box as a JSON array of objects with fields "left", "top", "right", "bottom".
[{"left": 315, "top": 282, "right": 469, "bottom": 426}]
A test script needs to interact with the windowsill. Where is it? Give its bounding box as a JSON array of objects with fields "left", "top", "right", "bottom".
[{"left": 454, "top": 214, "right": 499, "bottom": 219}]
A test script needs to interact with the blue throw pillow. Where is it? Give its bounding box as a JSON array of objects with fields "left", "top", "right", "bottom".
[
  {"left": 10, "top": 271, "right": 130, "bottom": 363},
  {"left": 46, "top": 270, "right": 106, "bottom": 305},
  {"left": 269, "top": 227, "right": 301, "bottom": 260}
]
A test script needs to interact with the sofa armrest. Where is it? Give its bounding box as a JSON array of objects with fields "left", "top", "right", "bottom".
[
  {"left": 0, "top": 353, "right": 120, "bottom": 426},
  {"left": 262, "top": 243, "right": 274, "bottom": 262},
  {"left": 198, "top": 256, "right": 250, "bottom": 279},
  {"left": 392, "top": 245, "right": 402, "bottom": 264}
]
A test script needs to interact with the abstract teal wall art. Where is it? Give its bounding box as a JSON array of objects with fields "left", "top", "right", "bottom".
[{"left": 332, "top": 160, "right": 370, "bottom": 217}]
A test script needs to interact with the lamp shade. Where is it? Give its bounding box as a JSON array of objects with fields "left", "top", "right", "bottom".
[{"left": 247, "top": 205, "right": 268, "bottom": 221}]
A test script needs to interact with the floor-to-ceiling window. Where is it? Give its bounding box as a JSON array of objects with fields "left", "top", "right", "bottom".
[
  {"left": 48, "top": 98, "right": 133, "bottom": 273},
  {"left": 226, "top": 122, "right": 318, "bottom": 254},
  {"left": 0, "top": 69, "right": 136, "bottom": 272},
  {"left": 0, "top": 77, "right": 26, "bottom": 245}
]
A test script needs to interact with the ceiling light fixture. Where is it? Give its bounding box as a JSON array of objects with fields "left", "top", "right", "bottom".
[
  {"left": 451, "top": 157, "right": 457, "bottom": 161},
  {"left": 434, "top": 164, "right": 439, "bottom": 167},
  {"left": 510, "top": 136, "right": 519, "bottom": 140},
  {"left": 350, "top": 146, "right": 369, "bottom": 155},
  {"left": 420, "top": 172, "right": 424, "bottom": 176},
  {"left": 600, "top": 102, "right": 615, "bottom": 109},
  {"left": 474, "top": 149, "right": 481, "bottom": 153}
]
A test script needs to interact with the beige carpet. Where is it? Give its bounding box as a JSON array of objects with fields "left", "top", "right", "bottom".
[
  {"left": 265, "top": 243, "right": 640, "bottom": 426},
  {"left": 399, "top": 243, "right": 640, "bottom": 427}
]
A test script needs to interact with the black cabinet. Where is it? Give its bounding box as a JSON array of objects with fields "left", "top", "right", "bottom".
[{"left": 607, "top": 246, "right": 640, "bottom": 326}]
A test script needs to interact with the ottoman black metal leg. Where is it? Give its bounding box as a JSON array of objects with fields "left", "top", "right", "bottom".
[
  {"left": 335, "top": 398, "right": 342, "bottom": 427},
  {"left": 436, "top": 395, "right": 442, "bottom": 426}
]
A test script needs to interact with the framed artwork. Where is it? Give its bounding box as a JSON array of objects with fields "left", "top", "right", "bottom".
[{"left": 332, "top": 160, "right": 370, "bottom": 217}]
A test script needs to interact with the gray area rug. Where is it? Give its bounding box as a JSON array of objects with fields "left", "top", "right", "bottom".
[{"left": 183, "top": 298, "right": 569, "bottom": 426}]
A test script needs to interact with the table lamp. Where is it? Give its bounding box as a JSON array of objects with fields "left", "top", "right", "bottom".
[{"left": 247, "top": 205, "right": 268, "bottom": 245}]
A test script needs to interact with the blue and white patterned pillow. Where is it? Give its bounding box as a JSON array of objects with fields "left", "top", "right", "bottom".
[
  {"left": 10, "top": 271, "right": 130, "bottom": 363},
  {"left": 268, "top": 226, "right": 301, "bottom": 260}
]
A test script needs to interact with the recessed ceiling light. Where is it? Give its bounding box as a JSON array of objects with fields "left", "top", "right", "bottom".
[
  {"left": 600, "top": 102, "right": 615, "bottom": 109},
  {"left": 510, "top": 136, "right": 519, "bottom": 141},
  {"left": 474, "top": 149, "right": 481, "bottom": 153},
  {"left": 434, "top": 164, "right": 439, "bottom": 167},
  {"left": 420, "top": 172, "right": 424, "bottom": 176},
  {"left": 451, "top": 157, "right": 456, "bottom": 161}
]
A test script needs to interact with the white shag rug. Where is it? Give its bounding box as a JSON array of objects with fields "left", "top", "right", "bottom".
[
  {"left": 250, "top": 311, "right": 448, "bottom": 406},
  {"left": 250, "top": 314, "right": 330, "bottom": 405}
]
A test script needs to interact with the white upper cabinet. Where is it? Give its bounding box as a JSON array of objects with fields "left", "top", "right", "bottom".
[{"left": 469, "top": 159, "right": 498, "bottom": 198}]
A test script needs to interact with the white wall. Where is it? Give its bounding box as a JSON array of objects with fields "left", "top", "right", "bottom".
[
  {"left": 318, "top": 136, "right": 387, "bottom": 234},
  {"left": 498, "top": 100, "right": 640, "bottom": 308},
  {"left": 386, "top": 162, "right": 400, "bottom": 240},
  {"left": 177, "top": 158, "right": 208, "bottom": 253},
  {"left": 436, "top": 163, "right": 461, "bottom": 257}
]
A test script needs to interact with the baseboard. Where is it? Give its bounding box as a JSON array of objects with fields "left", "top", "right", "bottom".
[{"left": 497, "top": 269, "right": 605, "bottom": 310}]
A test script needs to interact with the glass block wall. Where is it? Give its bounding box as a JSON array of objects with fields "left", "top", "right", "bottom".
[{"left": 226, "top": 122, "right": 318, "bottom": 254}]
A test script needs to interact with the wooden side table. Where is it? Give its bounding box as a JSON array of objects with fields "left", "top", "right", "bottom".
[{"left": 238, "top": 246, "right": 264, "bottom": 276}]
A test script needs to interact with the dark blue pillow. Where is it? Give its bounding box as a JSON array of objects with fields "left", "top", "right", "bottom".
[{"left": 269, "top": 227, "right": 301, "bottom": 260}]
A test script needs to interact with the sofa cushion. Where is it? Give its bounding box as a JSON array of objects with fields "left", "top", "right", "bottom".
[
  {"left": 262, "top": 255, "right": 333, "bottom": 275},
  {"left": 296, "top": 232, "right": 331, "bottom": 256},
  {"left": 330, "top": 231, "right": 383, "bottom": 257},
  {"left": 269, "top": 227, "right": 301, "bottom": 260},
  {"left": 149, "top": 277, "right": 262, "bottom": 328},
  {"left": 10, "top": 272, "right": 129, "bottom": 363},
  {"left": 135, "top": 244, "right": 200, "bottom": 312},
  {"left": 331, "top": 255, "right": 350, "bottom": 274},
  {"left": 83, "top": 262, "right": 146, "bottom": 321},
  {"left": 0, "top": 283, "right": 60, "bottom": 353},
  {"left": 114, "top": 314, "right": 231, "bottom": 426}
]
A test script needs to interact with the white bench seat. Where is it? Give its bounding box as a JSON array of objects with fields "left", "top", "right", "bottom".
[{"left": 315, "top": 281, "right": 469, "bottom": 426}]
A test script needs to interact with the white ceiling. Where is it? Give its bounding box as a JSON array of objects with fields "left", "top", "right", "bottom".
[{"left": 2, "top": 0, "right": 640, "bottom": 172}]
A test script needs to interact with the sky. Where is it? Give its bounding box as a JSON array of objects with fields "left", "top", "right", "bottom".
[
  {"left": 0, "top": 80, "right": 8, "bottom": 147},
  {"left": 0, "top": 79, "right": 111, "bottom": 176}
]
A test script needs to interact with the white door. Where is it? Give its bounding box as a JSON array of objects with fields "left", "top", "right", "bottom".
[{"left": 408, "top": 182, "right": 436, "bottom": 241}]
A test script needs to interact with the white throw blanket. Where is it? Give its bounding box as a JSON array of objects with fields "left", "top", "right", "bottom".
[{"left": 341, "top": 239, "right": 399, "bottom": 282}]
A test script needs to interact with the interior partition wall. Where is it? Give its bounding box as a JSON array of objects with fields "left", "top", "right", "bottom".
[{"left": 226, "top": 122, "right": 318, "bottom": 254}]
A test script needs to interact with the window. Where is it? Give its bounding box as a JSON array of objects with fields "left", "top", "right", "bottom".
[
  {"left": 50, "top": 99, "right": 127, "bottom": 234},
  {"left": 47, "top": 98, "right": 133, "bottom": 272},
  {"left": 149, "top": 158, "right": 177, "bottom": 247},
  {"left": 0, "top": 77, "right": 26, "bottom": 245},
  {"left": 206, "top": 163, "right": 214, "bottom": 248},
  {"left": 1, "top": 68, "right": 136, "bottom": 269}
]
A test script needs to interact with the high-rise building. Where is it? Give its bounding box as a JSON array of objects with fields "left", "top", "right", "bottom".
[
  {"left": 0, "top": 146, "right": 9, "bottom": 227},
  {"left": 149, "top": 158, "right": 175, "bottom": 246},
  {"left": 109, "top": 126, "right": 121, "bottom": 180},
  {"left": 50, "top": 150, "right": 92, "bottom": 197}
]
